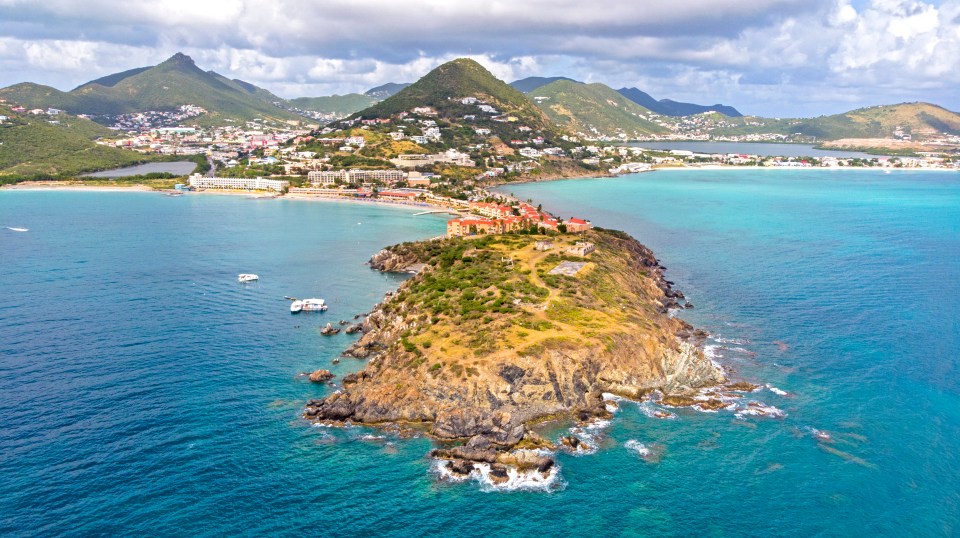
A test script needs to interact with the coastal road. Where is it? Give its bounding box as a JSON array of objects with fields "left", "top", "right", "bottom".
[{"left": 205, "top": 156, "right": 216, "bottom": 177}]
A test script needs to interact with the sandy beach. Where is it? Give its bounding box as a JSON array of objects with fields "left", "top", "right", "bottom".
[
  {"left": 2, "top": 182, "right": 157, "bottom": 192},
  {"left": 284, "top": 193, "right": 466, "bottom": 214}
]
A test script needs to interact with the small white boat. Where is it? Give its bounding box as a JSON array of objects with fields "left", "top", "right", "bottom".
[
  {"left": 289, "top": 297, "right": 327, "bottom": 313},
  {"left": 6, "top": 227, "right": 28, "bottom": 232},
  {"left": 301, "top": 298, "right": 328, "bottom": 312},
  {"left": 238, "top": 273, "right": 259, "bottom": 283}
]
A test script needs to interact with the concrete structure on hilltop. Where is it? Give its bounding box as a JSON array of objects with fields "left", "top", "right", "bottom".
[
  {"left": 567, "top": 242, "right": 596, "bottom": 256},
  {"left": 188, "top": 174, "right": 288, "bottom": 192}
]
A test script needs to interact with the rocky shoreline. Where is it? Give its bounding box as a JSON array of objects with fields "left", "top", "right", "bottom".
[{"left": 303, "top": 229, "right": 754, "bottom": 482}]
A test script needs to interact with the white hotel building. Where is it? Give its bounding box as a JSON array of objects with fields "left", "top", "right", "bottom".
[{"left": 188, "top": 174, "right": 289, "bottom": 192}]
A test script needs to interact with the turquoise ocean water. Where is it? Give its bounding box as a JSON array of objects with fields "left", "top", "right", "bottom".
[{"left": 2, "top": 171, "right": 958, "bottom": 536}]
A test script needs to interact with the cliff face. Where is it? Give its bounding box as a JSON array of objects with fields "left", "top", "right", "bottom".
[{"left": 304, "top": 229, "right": 725, "bottom": 455}]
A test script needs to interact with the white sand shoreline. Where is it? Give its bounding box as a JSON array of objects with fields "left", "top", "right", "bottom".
[
  {"left": 0, "top": 183, "right": 468, "bottom": 216},
  {"left": 1, "top": 183, "right": 157, "bottom": 192},
  {"left": 656, "top": 165, "right": 958, "bottom": 172}
]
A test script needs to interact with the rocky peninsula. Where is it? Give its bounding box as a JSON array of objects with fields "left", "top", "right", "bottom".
[{"left": 304, "top": 228, "right": 731, "bottom": 483}]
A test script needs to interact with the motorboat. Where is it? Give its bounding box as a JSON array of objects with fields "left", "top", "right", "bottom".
[
  {"left": 238, "top": 273, "right": 259, "bottom": 283},
  {"left": 290, "top": 297, "right": 327, "bottom": 313},
  {"left": 301, "top": 298, "right": 328, "bottom": 312}
]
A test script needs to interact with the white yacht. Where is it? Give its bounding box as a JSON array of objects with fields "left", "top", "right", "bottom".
[
  {"left": 301, "top": 298, "right": 328, "bottom": 312},
  {"left": 238, "top": 273, "right": 259, "bottom": 283},
  {"left": 290, "top": 298, "right": 327, "bottom": 313}
]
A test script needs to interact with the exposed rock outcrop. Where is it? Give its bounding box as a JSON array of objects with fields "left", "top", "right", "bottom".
[
  {"left": 369, "top": 247, "right": 428, "bottom": 273},
  {"left": 308, "top": 369, "right": 334, "bottom": 383},
  {"left": 304, "top": 229, "right": 726, "bottom": 465}
]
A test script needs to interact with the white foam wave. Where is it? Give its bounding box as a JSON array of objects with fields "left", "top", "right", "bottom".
[
  {"left": 703, "top": 345, "right": 725, "bottom": 369},
  {"left": 432, "top": 459, "right": 563, "bottom": 492},
  {"left": 804, "top": 426, "right": 833, "bottom": 442},
  {"left": 624, "top": 440, "right": 650, "bottom": 457},
  {"left": 766, "top": 385, "right": 788, "bottom": 396},
  {"left": 562, "top": 418, "right": 612, "bottom": 455},
  {"left": 638, "top": 401, "right": 676, "bottom": 419},
  {"left": 735, "top": 403, "right": 786, "bottom": 419},
  {"left": 602, "top": 393, "right": 623, "bottom": 413},
  {"left": 582, "top": 418, "right": 611, "bottom": 431},
  {"left": 712, "top": 336, "right": 751, "bottom": 345}
]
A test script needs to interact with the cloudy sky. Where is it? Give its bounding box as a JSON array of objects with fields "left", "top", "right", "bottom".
[{"left": 0, "top": 0, "right": 957, "bottom": 116}]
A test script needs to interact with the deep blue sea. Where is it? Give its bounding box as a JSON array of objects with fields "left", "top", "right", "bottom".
[{"left": 2, "top": 171, "right": 959, "bottom": 537}]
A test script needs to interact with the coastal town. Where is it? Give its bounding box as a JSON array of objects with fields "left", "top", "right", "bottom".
[
  {"left": 98, "top": 102, "right": 960, "bottom": 179},
  {"left": 187, "top": 172, "right": 593, "bottom": 238},
  {"left": 2, "top": 86, "right": 958, "bottom": 194}
]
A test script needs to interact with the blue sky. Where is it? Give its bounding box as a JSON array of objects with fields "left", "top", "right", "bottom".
[{"left": 0, "top": 0, "right": 956, "bottom": 116}]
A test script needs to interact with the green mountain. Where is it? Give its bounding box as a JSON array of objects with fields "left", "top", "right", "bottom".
[
  {"left": 288, "top": 94, "right": 377, "bottom": 115},
  {"left": 528, "top": 80, "right": 669, "bottom": 138},
  {"left": 0, "top": 53, "right": 300, "bottom": 125},
  {"left": 354, "top": 58, "right": 550, "bottom": 129},
  {"left": 704, "top": 102, "right": 960, "bottom": 141},
  {"left": 786, "top": 102, "right": 960, "bottom": 139},
  {"left": 0, "top": 104, "right": 150, "bottom": 181},
  {"left": 364, "top": 83, "right": 410, "bottom": 99},
  {"left": 0, "top": 83, "right": 83, "bottom": 112},
  {"left": 617, "top": 87, "right": 743, "bottom": 117},
  {"left": 510, "top": 76, "right": 578, "bottom": 93}
]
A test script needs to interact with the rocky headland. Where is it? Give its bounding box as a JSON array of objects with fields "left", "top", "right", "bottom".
[{"left": 304, "top": 228, "right": 733, "bottom": 482}]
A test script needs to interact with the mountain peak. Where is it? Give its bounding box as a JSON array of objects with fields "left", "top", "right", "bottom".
[
  {"left": 351, "top": 57, "right": 549, "bottom": 128},
  {"left": 162, "top": 52, "right": 196, "bottom": 67}
]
